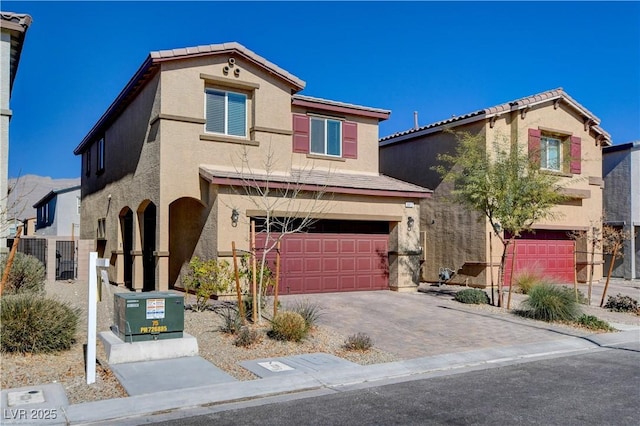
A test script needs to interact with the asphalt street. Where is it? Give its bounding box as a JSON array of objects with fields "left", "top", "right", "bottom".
[{"left": 141, "top": 341, "right": 639, "bottom": 426}]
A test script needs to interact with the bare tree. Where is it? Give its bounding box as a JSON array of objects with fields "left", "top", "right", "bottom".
[
  {"left": 600, "top": 224, "right": 631, "bottom": 307},
  {"left": 231, "top": 146, "right": 333, "bottom": 321}
]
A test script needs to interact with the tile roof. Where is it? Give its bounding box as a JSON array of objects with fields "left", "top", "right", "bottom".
[
  {"left": 149, "top": 42, "right": 305, "bottom": 90},
  {"left": 74, "top": 42, "right": 305, "bottom": 155},
  {"left": 292, "top": 94, "right": 391, "bottom": 116},
  {"left": 1, "top": 11, "right": 32, "bottom": 90},
  {"left": 380, "top": 88, "right": 611, "bottom": 145},
  {"left": 199, "top": 166, "right": 432, "bottom": 198}
]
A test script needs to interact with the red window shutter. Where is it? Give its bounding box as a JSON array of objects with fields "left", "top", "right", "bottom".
[
  {"left": 342, "top": 121, "right": 357, "bottom": 159},
  {"left": 292, "top": 114, "right": 310, "bottom": 153},
  {"left": 528, "top": 128, "right": 541, "bottom": 165},
  {"left": 570, "top": 136, "right": 581, "bottom": 174}
]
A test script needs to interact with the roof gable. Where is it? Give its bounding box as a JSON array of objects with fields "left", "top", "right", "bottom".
[
  {"left": 380, "top": 88, "right": 611, "bottom": 146},
  {"left": 74, "top": 42, "right": 305, "bottom": 155}
]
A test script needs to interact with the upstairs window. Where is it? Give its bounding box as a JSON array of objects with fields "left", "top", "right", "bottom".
[
  {"left": 528, "top": 129, "right": 581, "bottom": 175},
  {"left": 84, "top": 150, "right": 91, "bottom": 177},
  {"left": 540, "top": 135, "right": 561, "bottom": 171},
  {"left": 292, "top": 114, "right": 358, "bottom": 159},
  {"left": 311, "top": 117, "right": 342, "bottom": 156},
  {"left": 97, "top": 137, "right": 105, "bottom": 173},
  {"left": 205, "top": 89, "right": 247, "bottom": 137}
]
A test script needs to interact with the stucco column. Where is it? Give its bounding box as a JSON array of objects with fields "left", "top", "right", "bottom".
[
  {"left": 132, "top": 213, "right": 144, "bottom": 292},
  {"left": 389, "top": 204, "right": 422, "bottom": 292},
  {"left": 156, "top": 204, "right": 169, "bottom": 291}
]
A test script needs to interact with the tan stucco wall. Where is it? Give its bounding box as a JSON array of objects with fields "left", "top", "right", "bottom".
[
  {"left": 214, "top": 189, "right": 422, "bottom": 291},
  {"left": 80, "top": 52, "right": 420, "bottom": 292},
  {"left": 380, "top": 103, "right": 605, "bottom": 287}
]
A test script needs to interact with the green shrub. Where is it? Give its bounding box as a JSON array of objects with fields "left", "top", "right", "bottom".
[
  {"left": 1, "top": 294, "right": 80, "bottom": 353},
  {"left": 269, "top": 311, "right": 307, "bottom": 342},
  {"left": 288, "top": 299, "right": 323, "bottom": 331},
  {"left": 454, "top": 288, "right": 489, "bottom": 304},
  {"left": 604, "top": 294, "right": 639, "bottom": 313},
  {"left": 182, "top": 257, "right": 234, "bottom": 311},
  {"left": 518, "top": 283, "right": 580, "bottom": 322},
  {"left": 0, "top": 252, "right": 46, "bottom": 295},
  {"left": 217, "top": 304, "right": 242, "bottom": 334},
  {"left": 344, "top": 332, "right": 373, "bottom": 351},
  {"left": 234, "top": 326, "right": 261, "bottom": 347},
  {"left": 513, "top": 270, "right": 545, "bottom": 295},
  {"left": 575, "top": 314, "right": 614, "bottom": 331}
]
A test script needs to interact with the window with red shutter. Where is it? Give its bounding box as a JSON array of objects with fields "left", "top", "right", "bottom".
[
  {"left": 342, "top": 121, "right": 357, "bottom": 159},
  {"left": 528, "top": 128, "right": 541, "bottom": 165},
  {"left": 292, "top": 114, "right": 310, "bottom": 153},
  {"left": 570, "top": 136, "right": 581, "bottom": 174}
]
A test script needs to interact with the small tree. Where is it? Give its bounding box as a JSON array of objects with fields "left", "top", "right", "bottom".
[
  {"left": 435, "top": 131, "right": 566, "bottom": 307},
  {"left": 182, "top": 257, "right": 234, "bottom": 311},
  {"left": 232, "top": 146, "right": 332, "bottom": 321},
  {"left": 600, "top": 225, "right": 631, "bottom": 307}
]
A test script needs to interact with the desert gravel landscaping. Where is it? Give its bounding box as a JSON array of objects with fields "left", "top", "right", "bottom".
[{"left": 1, "top": 280, "right": 397, "bottom": 404}]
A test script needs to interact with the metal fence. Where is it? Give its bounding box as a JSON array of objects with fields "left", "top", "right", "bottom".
[
  {"left": 56, "top": 240, "right": 76, "bottom": 280},
  {"left": 18, "top": 238, "right": 47, "bottom": 269}
]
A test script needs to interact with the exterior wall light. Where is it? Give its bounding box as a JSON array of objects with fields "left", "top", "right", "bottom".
[
  {"left": 231, "top": 208, "right": 239, "bottom": 227},
  {"left": 407, "top": 216, "right": 415, "bottom": 231}
]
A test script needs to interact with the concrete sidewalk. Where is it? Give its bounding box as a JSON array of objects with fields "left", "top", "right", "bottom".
[
  {"left": 2, "top": 329, "right": 637, "bottom": 425},
  {"left": 2, "top": 279, "right": 638, "bottom": 425}
]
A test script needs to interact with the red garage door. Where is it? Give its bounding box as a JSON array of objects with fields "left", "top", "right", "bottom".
[
  {"left": 255, "top": 233, "right": 389, "bottom": 295},
  {"left": 504, "top": 231, "right": 575, "bottom": 285}
]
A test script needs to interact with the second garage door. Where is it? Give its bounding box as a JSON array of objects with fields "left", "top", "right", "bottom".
[
  {"left": 503, "top": 231, "right": 575, "bottom": 285},
  {"left": 255, "top": 231, "right": 389, "bottom": 295}
]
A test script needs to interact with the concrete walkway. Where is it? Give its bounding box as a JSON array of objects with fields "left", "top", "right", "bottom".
[{"left": 1, "top": 279, "right": 638, "bottom": 425}]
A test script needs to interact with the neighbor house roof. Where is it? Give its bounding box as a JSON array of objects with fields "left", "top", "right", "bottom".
[
  {"left": 0, "top": 11, "right": 32, "bottom": 91},
  {"left": 603, "top": 140, "right": 640, "bottom": 154},
  {"left": 292, "top": 94, "right": 391, "bottom": 120},
  {"left": 199, "top": 166, "right": 432, "bottom": 199},
  {"left": 33, "top": 185, "right": 80, "bottom": 208},
  {"left": 380, "top": 88, "right": 612, "bottom": 146},
  {"left": 74, "top": 42, "right": 307, "bottom": 155}
]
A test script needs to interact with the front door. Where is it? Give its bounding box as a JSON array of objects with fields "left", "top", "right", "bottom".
[{"left": 142, "top": 203, "right": 156, "bottom": 292}]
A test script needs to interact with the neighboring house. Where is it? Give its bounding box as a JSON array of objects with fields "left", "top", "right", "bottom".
[
  {"left": 33, "top": 185, "right": 81, "bottom": 237},
  {"left": 0, "top": 11, "right": 32, "bottom": 252},
  {"left": 603, "top": 141, "right": 639, "bottom": 280},
  {"left": 73, "top": 42, "right": 430, "bottom": 293},
  {"left": 380, "top": 88, "right": 611, "bottom": 287}
]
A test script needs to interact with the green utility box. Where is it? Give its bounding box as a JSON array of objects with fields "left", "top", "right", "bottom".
[{"left": 113, "top": 292, "right": 184, "bottom": 342}]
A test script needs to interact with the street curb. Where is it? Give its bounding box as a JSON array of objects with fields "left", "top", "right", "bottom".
[{"left": 58, "top": 330, "right": 639, "bottom": 425}]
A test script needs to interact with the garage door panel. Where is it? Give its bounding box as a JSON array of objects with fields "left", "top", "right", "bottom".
[
  {"left": 256, "top": 232, "right": 388, "bottom": 294},
  {"left": 505, "top": 237, "right": 574, "bottom": 285},
  {"left": 305, "top": 258, "right": 322, "bottom": 273}
]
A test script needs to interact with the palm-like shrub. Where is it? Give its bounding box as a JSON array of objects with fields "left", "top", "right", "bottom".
[
  {"left": 289, "top": 299, "right": 323, "bottom": 331},
  {"left": 0, "top": 252, "right": 46, "bottom": 295},
  {"left": 1, "top": 294, "right": 80, "bottom": 353},
  {"left": 518, "top": 283, "right": 580, "bottom": 322}
]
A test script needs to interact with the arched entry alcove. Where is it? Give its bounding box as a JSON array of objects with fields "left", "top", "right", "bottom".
[
  {"left": 169, "top": 197, "right": 208, "bottom": 288},
  {"left": 119, "top": 207, "right": 134, "bottom": 289},
  {"left": 138, "top": 201, "right": 157, "bottom": 292}
]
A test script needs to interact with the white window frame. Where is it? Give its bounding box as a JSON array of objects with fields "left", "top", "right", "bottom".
[
  {"left": 97, "top": 137, "right": 105, "bottom": 173},
  {"left": 540, "top": 135, "right": 562, "bottom": 171},
  {"left": 204, "top": 89, "right": 247, "bottom": 138},
  {"left": 310, "top": 117, "right": 342, "bottom": 157}
]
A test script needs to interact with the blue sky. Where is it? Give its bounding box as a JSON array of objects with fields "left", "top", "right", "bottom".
[{"left": 5, "top": 1, "right": 640, "bottom": 179}]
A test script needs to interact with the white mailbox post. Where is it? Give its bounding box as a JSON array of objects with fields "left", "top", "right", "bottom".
[{"left": 87, "top": 252, "right": 109, "bottom": 384}]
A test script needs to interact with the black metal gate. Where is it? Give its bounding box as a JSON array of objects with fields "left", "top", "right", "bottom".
[
  {"left": 56, "top": 241, "right": 76, "bottom": 280},
  {"left": 18, "top": 238, "right": 47, "bottom": 269}
]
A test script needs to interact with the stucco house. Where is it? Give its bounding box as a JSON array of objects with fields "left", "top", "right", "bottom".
[
  {"left": 33, "top": 184, "right": 81, "bottom": 237},
  {"left": 73, "top": 42, "right": 430, "bottom": 294},
  {"left": 603, "top": 141, "right": 639, "bottom": 280},
  {"left": 1, "top": 11, "right": 32, "bottom": 251},
  {"left": 380, "top": 88, "right": 611, "bottom": 287}
]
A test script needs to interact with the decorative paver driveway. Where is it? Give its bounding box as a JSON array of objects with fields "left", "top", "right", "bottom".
[{"left": 279, "top": 283, "right": 638, "bottom": 360}]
